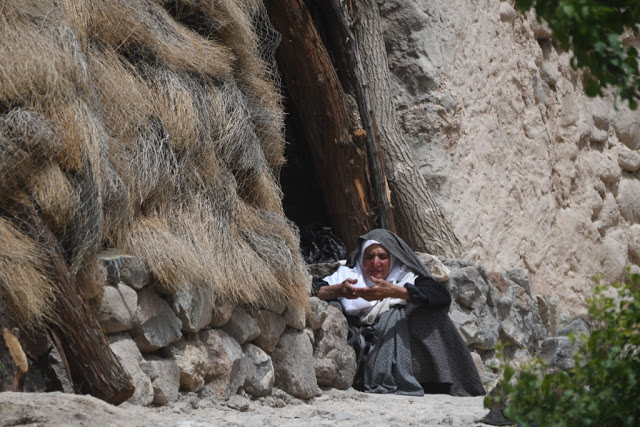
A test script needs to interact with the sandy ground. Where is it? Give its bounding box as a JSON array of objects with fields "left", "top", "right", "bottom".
[{"left": 0, "top": 388, "right": 496, "bottom": 426}]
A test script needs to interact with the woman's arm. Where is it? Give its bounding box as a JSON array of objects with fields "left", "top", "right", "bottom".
[
  {"left": 406, "top": 276, "right": 452, "bottom": 308},
  {"left": 313, "top": 278, "right": 359, "bottom": 301}
]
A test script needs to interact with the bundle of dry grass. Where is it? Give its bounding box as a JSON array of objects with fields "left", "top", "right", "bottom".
[
  {"left": 0, "top": 0, "right": 310, "bottom": 329},
  {"left": 0, "top": 217, "right": 55, "bottom": 329}
]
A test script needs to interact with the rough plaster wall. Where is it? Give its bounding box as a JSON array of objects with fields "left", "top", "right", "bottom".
[{"left": 378, "top": 0, "right": 640, "bottom": 319}]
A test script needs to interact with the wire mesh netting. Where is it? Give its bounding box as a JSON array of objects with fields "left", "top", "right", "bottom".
[{"left": 0, "top": 0, "right": 309, "bottom": 329}]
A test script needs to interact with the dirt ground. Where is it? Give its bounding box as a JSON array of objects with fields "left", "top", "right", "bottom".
[{"left": 0, "top": 388, "right": 496, "bottom": 426}]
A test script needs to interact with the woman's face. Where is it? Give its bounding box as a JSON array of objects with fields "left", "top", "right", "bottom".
[{"left": 362, "top": 244, "right": 391, "bottom": 280}]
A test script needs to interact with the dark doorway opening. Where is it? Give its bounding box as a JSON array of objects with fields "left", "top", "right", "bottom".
[{"left": 279, "top": 95, "right": 348, "bottom": 263}]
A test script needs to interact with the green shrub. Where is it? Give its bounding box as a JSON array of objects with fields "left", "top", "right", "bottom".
[{"left": 486, "top": 271, "right": 640, "bottom": 427}]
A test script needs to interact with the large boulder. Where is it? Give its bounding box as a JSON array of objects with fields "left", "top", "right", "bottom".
[
  {"left": 242, "top": 343, "right": 275, "bottom": 397},
  {"left": 199, "top": 329, "right": 248, "bottom": 399},
  {"left": 108, "top": 334, "right": 154, "bottom": 406},
  {"left": 253, "top": 310, "right": 287, "bottom": 353},
  {"left": 313, "top": 305, "right": 356, "bottom": 389},
  {"left": 142, "top": 355, "right": 180, "bottom": 405},
  {"left": 271, "top": 329, "right": 318, "bottom": 399},
  {"left": 166, "top": 336, "right": 209, "bottom": 393},
  {"left": 96, "top": 282, "right": 137, "bottom": 334},
  {"left": 131, "top": 287, "right": 182, "bottom": 353},
  {"left": 220, "top": 306, "right": 260, "bottom": 345},
  {"left": 306, "top": 297, "right": 329, "bottom": 330},
  {"left": 170, "top": 285, "right": 213, "bottom": 333},
  {"left": 539, "top": 336, "right": 575, "bottom": 370}
]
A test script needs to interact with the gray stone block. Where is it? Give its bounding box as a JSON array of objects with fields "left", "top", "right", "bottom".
[
  {"left": 199, "top": 329, "right": 247, "bottom": 399},
  {"left": 132, "top": 287, "right": 182, "bottom": 352},
  {"left": 170, "top": 285, "right": 213, "bottom": 333},
  {"left": 313, "top": 306, "right": 356, "bottom": 390},
  {"left": 271, "top": 329, "right": 318, "bottom": 399},
  {"left": 242, "top": 343, "right": 275, "bottom": 397},
  {"left": 108, "top": 333, "right": 154, "bottom": 406},
  {"left": 142, "top": 355, "right": 180, "bottom": 405},
  {"left": 97, "top": 282, "right": 137, "bottom": 334},
  {"left": 253, "top": 310, "right": 287, "bottom": 353},
  {"left": 540, "top": 336, "right": 575, "bottom": 370},
  {"left": 220, "top": 306, "right": 260, "bottom": 345},
  {"left": 166, "top": 335, "right": 209, "bottom": 393}
]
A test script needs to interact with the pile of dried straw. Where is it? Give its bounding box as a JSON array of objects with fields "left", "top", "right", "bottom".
[{"left": 0, "top": 0, "right": 309, "bottom": 329}]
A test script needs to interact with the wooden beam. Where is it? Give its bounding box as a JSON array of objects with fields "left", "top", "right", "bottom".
[{"left": 265, "top": 0, "right": 375, "bottom": 251}]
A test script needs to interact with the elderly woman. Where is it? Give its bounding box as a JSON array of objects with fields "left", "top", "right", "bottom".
[{"left": 313, "top": 229, "right": 485, "bottom": 397}]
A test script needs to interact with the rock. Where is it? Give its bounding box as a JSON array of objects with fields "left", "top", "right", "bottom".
[
  {"left": 449, "top": 266, "right": 488, "bottom": 310},
  {"left": 242, "top": 343, "right": 275, "bottom": 397},
  {"left": 307, "top": 297, "right": 329, "bottom": 330},
  {"left": 503, "top": 268, "right": 532, "bottom": 296},
  {"left": 540, "top": 62, "right": 560, "bottom": 87},
  {"left": 470, "top": 352, "right": 485, "bottom": 381},
  {"left": 166, "top": 336, "right": 209, "bottom": 392},
  {"left": 497, "top": 285, "right": 547, "bottom": 352},
  {"left": 558, "top": 318, "right": 590, "bottom": 338},
  {"left": 142, "top": 355, "right": 180, "bottom": 405},
  {"left": 108, "top": 334, "right": 154, "bottom": 406},
  {"left": 282, "top": 306, "right": 306, "bottom": 331},
  {"left": 97, "top": 251, "right": 148, "bottom": 290},
  {"left": 415, "top": 253, "right": 451, "bottom": 281},
  {"left": 253, "top": 310, "right": 287, "bottom": 353},
  {"left": 210, "top": 300, "right": 235, "bottom": 327},
  {"left": 260, "top": 297, "right": 287, "bottom": 316},
  {"left": 199, "top": 329, "right": 248, "bottom": 399},
  {"left": 220, "top": 306, "right": 260, "bottom": 345},
  {"left": 612, "top": 106, "right": 640, "bottom": 150},
  {"left": 591, "top": 97, "right": 610, "bottom": 130},
  {"left": 498, "top": 2, "right": 517, "bottom": 23},
  {"left": 131, "top": 287, "right": 182, "bottom": 352},
  {"left": 617, "top": 147, "right": 640, "bottom": 172},
  {"left": 598, "top": 193, "right": 621, "bottom": 229},
  {"left": 537, "top": 294, "right": 559, "bottom": 336},
  {"left": 539, "top": 336, "right": 575, "bottom": 370},
  {"left": 97, "top": 282, "right": 137, "bottom": 334},
  {"left": 170, "top": 285, "right": 213, "bottom": 333},
  {"left": 616, "top": 177, "right": 640, "bottom": 224},
  {"left": 47, "top": 346, "right": 73, "bottom": 393},
  {"left": 224, "top": 394, "right": 250, "bottom": 411},
  {"left": 531, "top": 19, "right": 552, "bottom": 39},
  {"left": 313, "top": 306, "right": 357, "bottom": 389},
  {"left": 271, "top": 329, "right": 318, "bottom": 399}
]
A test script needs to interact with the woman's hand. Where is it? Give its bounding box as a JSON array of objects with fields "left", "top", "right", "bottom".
[
  {"left": 353, "top": 276, "right": 409, "bottom": 301},
  {"left": 317, "top": 278, "right": 359, "bottom": 300}
]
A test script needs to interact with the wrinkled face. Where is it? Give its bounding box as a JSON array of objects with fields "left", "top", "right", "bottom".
[{"left": 362, "top": 244, "right": 391, "bottom": 280}]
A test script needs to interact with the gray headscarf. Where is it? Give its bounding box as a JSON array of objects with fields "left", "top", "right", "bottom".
[{"left": 346, "top": 229, "right": 432, "bottom": 279}]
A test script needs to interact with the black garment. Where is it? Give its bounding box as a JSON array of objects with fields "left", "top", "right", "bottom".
[{"left": 333, "top": 229, "right": 486, "bottom": 397}]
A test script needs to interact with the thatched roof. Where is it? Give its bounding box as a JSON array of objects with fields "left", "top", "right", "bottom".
[{"left": 0, "top": 0, "right": 309, "bottom": 328}]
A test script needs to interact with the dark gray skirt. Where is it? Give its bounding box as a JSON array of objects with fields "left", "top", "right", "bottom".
[{"left": 345, "top": 303, "right": 486, "bottom": 397}]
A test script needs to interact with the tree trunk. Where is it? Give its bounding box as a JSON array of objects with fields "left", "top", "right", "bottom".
[
  {"left": 265, "top": 0, "right": 377, "bottom": 251},
  {"left": 332, "top": 0, "right": 462, "bottom": 257},
  {"left": 5, "top": 199, "right": 134, "bottom": 404}
]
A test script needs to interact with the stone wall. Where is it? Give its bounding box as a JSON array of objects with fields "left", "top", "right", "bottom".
[
  {"left": 377, "top": 0, "right": 640, "bottom": 322},
  {"left": 89, "top": 252, "right": 356, "bottom": 406},
  {"left": 23, "top": 250, "right": 584, "bottom": 403}
]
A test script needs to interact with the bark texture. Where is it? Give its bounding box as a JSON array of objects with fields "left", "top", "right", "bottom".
[
  {"left": 345, "top": 0, "right": 461, "bottom": 256},
  {"left": 4, "top": 199, "right": 134, "bottom": 404}
]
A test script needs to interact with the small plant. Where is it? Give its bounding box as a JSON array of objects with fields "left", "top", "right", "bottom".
[{"left": 486, "top": 271, "right": 640, "bottom": 426}]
